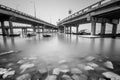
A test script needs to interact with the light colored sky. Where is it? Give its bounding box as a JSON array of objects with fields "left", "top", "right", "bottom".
[{"left": 0, "top": 0, "right": 100, "bottom": 25}]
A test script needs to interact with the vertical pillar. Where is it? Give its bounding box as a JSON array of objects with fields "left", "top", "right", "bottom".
[
  {"left": 64, "top": 25, "right": 66, "bottom": 34},
  {"left": 26, "top": 28, "right": 28, "bottom": 34},
  {"left": 9, "top": 20, "right": 14, "bottom": 35},
  {"left": 52, "top": 29, "right": 53, "bottom": 33},
  {"left": 22, "top": 28, "right": 24, "bottom": 35},
  {"left": 1, "top": 21, "right": 6, "bottom": 36},
  {"left": 24, "top": 28, "right": 27, "bottom": 35},
  {"left": 33, "top": 26, "right": 36, "bottom": 32},
  {"left": 76, "top": 25, "right": 79, "bottom": 34},
  {"left": 112, "top": 24, "right": 117, "bottom": 38},
  {"left": 38, "top": 26, "right": 40, "bottom": 33},
  {"left": 70, "top": 26, "right": 72, "bottom": 34},
  {"left": 91, "top": 20, "right": 96, "bottom": 35},
  {"left": 67, "top": 27, "right": 69, "bottom": 33},
  {"left": 42, "top": 26, "right": 44, "bottom": 33},
  {"left": 5, "top": 28, "right": 9, "bottom": 36},
  {"left": 101, "top": 23, "right": 106, "bottom": 35}
]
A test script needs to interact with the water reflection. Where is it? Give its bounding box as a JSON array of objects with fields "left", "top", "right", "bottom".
[
  {"left": 3, "top": 36, "right": 8, "bottom": 49},
  {"left": 11, "top": 37, "right": 15, "bottom": 49},
  {"left": 0, "top": 33, "right": 120, "bottom": 79}
]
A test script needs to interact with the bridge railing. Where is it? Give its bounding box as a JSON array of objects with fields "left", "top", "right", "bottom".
[
  {"left": 0, "top": 4, "right": 55, "bottom": 27},
  {"left": 59, "top": 0, "right": 113, "bottom": 24}
]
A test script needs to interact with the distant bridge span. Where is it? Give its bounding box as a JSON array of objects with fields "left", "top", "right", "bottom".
[
  {"left": 0, "top": 4, "right": 57, "bottom": 35},
  {"left": 58, "top": 0, "right": 120, "bottom": 37}
]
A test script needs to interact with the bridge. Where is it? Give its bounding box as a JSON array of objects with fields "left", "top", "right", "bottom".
[
  {"left": 0, "top": 26, "right": 57, "bottom": 35},
  {"left": 0, "top": 4, "right": 57, "bottom": 36},
  {"left": 58, "top": 0, "right": 120, "bottom": 37}
]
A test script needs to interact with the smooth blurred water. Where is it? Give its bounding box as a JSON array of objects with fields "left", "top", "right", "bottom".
[{"left": 0, "top": 33, "right": 120, "bottom": 63}]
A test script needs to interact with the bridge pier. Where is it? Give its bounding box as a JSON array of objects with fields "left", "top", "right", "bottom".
[
  {"left": 9, "top": 20, "right": 14, "bottom": 35},
  {"left": 42, "top": 26, "right": 44, "bottom": 33},
  {"left": 76, "top": 25, "right": 79, "bottom": 34},
  {"left": 112, "top": 24, "right": 117, "bottom": 38},
  {"left": 91, "top": 20, "right": 96, "bottom": 35},
  {"left": 1, "top": 21, "right": 6, "bottom": 36},
  {"left": 38, "top": 26, "right": 40, "bottom": 33},
  {"left": 33, "top": 26, "right": 36, "bottom": 32},
  {"left": 64, "top": 25, "right": 66, "bottom": 34},
  {"left": 100, "top": 23, "right": 106, "bottom": 35},
  {"left": 22, "top": 28, "right": 24, "bottom": 35},
  {"left": 70, "top": 26, "right": 72, "bottom": 34},
  {"left": 5, "top": 28, "right": 9, "bottom": 36}
]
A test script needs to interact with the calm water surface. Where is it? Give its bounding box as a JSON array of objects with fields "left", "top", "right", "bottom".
[{"left": 0, "top": 33, "right": 120, "bottom": 63}]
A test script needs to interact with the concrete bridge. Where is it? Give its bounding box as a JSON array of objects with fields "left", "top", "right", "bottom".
[
  {"left": 58, "top": 0, "right": 120, "bottom": 37},
  {"left": 0, "top": 26, "right": 57, "bottom": 35},
  {"left": 0, "top": 4, "right": 57, "bottom": 36}
]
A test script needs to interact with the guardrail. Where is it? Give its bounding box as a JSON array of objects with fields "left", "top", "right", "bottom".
[
  {"left": 0, "top": 4, "right": 55, "bottom": 27},
  {"left": 59, "top": 0, "right": 114, "bottom": 24}
]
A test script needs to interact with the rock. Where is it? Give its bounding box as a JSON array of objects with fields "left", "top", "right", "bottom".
[
  {"left": 84, "top": 66, "right": 94, "bottom": 71},
  {"left": 3, "top": 70, "right": 15, "bottom": 79},
  {"left": 59, "top": 65, "right": 69, "bottom": 73},
  {"left": 70, "top": 68, "right": 82, "bottom": 74},
  {"left": 0, "top": 68, "right": 7, "bottom": 75},
  {"left": 87, "top": 62, "right": 99, "bottom": 68},
  {"left": 20, "top": 63, "right": 35, "bottom": 73},
  {"left": 102, "top": 72, "right": 120, "bottom": 80},
  {"left": 77, "top": 64, "right": 86, "bottom": 70},
  {"left": 72, "top": 74, "right": 80, "bottom": 80},
  {"left": 0, "top": 50, "right": 14, "bottom": 56},
  {"left": 53, "top": 68, "right": 61, "bottom": 75},
  {"left": 7, "top": 63, "right": 14, "bottom": 67},
  {"left": 16, "top": 73, "right": 31, "bottom": 80},
  {"left": 28, "top": 56, "right": 37, "bottom": 60},
  {"left": 62, "top": 74, "right": 73, "bottom": 80},
  {"left": 39, "top": 68, "right": 48, "bottom": 74},
  {"left": 85, "top": 56, "right": 95, "bottom": 61},
  {"left": 45, "top": 75, "right": 57, "bottom": 80},
  {"left": 31, "top": 71, "right": 41, "bottom": 80},
  {"left": 79, "top": 74, "right": 88, "bottom": 80},
  {"left": 59, "top": 60, "right": 67, "bottom": 64},
  {"left": 60, "top": 69, "right": 69, "bottom": 73},
  {"left": 104, "top": 61, "right": 114, "bottom": 69},
  {"left": 17, "top": 60, "right": 26, "bottom": 64}
]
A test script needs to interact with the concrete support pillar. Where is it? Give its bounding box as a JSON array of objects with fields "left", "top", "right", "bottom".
[
  {"left": 42, "top": 26, "right": 44, "bottom": 33},
  {"left": 5, "top": 28, "right": 9, "bottom": 36},
  {"left": 91, "top": 20, "right": 96, "bottom": 35},
  {"left": 112, "top": 24, "right": 117, "bottom": 37},
  {"left": 101, "top": 23, "right": 106, "bottom": 35},
  {"left": 26, "top": 28, "right": 27, "bottom": 34},
  {"left": 24, "top": 28, "right": 27, "bottom": 35},
  {"left": 52, "top": 29, "right": 53, "bottom": 33},
  {"left": 9, "top": 20, "right": 14, "bottom": 35},
  {"left": 38, "top": 26, "right": 40, "bottom": 33},
  {"left": 64, "top": 26, "right": 66, "bottom": 34},
  {"left": 33, "top": 26, "right": 36, "bottom": 32},
  {"left": 1, "top": 21, "right": 6, "bottom": 36},
  {"left": 70, "top": 26, "right": 72, "bottom": 34},
  {"left": 22, "top": 28, "right": 24, "bottom": 35},
  {"left": 76, "top": 25, "right": 79, "bottom": 33}
]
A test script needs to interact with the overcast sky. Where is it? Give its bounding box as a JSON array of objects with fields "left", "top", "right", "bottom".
[{"left": 0, "top": 0, "right": 100, "bottom": 25}]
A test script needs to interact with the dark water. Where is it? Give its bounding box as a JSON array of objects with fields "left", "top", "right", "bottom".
[{"left": 0, "top": 33, "right": 120, "bottom": 63}]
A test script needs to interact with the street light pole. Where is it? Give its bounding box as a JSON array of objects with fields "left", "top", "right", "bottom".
[
  {"left": 33, "top": 0, "right": 36, "bottom": 18},
  {"left": 30, "top": 0, "right": 37, "bottom": 18}
]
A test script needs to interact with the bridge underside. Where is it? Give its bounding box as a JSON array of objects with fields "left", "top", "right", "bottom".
[{"left": 58, "top": 0, "right": 120, "bottom": 38}]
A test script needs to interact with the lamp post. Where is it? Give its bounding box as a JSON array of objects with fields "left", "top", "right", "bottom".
[{"left": 30, "top": 0, "right": 37, "bottom": 18}]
